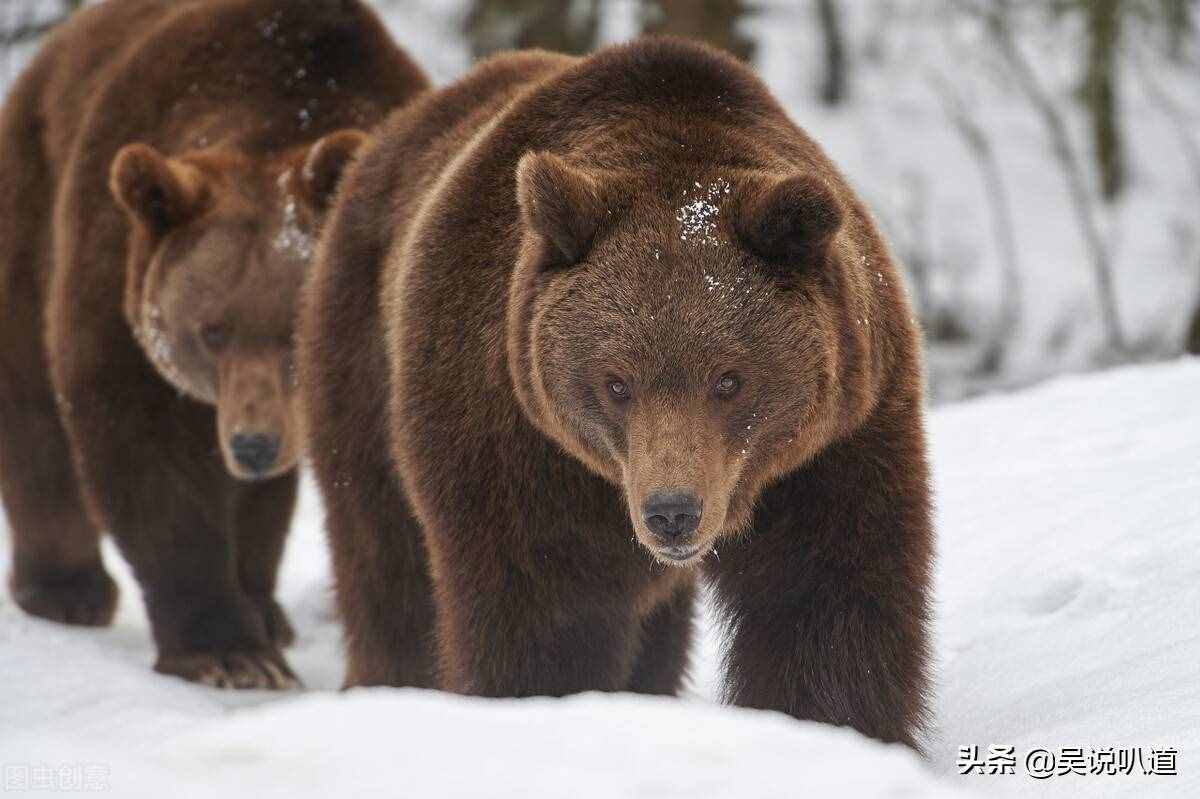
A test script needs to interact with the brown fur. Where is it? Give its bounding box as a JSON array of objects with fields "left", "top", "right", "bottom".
[
  {"left": 300, "top": 38, "right": 932, "bottom": 748},
  {"left": 0, "top": 0, "right": 427, "bottom": 688}
]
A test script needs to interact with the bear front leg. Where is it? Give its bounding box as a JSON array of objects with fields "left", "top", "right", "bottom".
[
  {"left": 1, "top": 392, "right": 116, "bottom": 627},
  {"left": 232, "top": 472, "right": 298, "bottom": 648},
  {"left": 626, "top": 581, "right": 696, "bottom": 696},
  {"left": 0, "top": 269, "right": 115, "bottom": 625},
  {"left": 326, "top": 482, "right": 440, "bottom": 690},
  {"left": 58, "top": 372, "right": 296, "bottom": 689},
  {"left": 706, "top": 405, "right": 933, "bottom": 751},
  {"left": 425, "top": 525, "right": 644, "bottom": 697},
  {"left": 436, "top": 588, "right": 642, "bottom": 698}
]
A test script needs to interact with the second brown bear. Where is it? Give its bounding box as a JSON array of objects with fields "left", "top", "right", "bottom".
[
  {"left": 0, "top": 0, "right": 427, "bottom": 687},
  {"left": 301, "top": 39, "right": 933, "bottom": 749}
]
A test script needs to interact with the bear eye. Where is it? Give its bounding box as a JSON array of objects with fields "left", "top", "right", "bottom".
[
  {"left": 608, "top": 378, "right": 630, "bottom": 401},
  {"left": 714, "top": 372, "right": 741, "bottom": 397},
  {"left": 200, "top": 323, "right": 229, "bottom": 353}
]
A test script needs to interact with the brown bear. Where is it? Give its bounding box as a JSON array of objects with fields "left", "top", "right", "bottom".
[
  {"left": 300, "top": 39, "right": 932, "bottom": 748},
  {"left": 0, "top": 0, "right": 428, "bottom": 688}
]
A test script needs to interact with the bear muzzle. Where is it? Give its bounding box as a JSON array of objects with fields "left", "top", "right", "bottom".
[
  {"left": 635, "top": 488, "right": 711, "bottom": 566},
  {"left": 216, "top": 356, "right": 299, "bottom": 481},
  {"left": 641, "top": 489, "right": 703, "bottom": 542},
  {"left": 229, "top": 432, "right": 281, "bottom": 477}
]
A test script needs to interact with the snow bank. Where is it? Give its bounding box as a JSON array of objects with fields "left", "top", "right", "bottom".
[
  {"left": 4, "top": 361, "right": 1200, "bottom": 796},
  {"left": 11, "top": 691, "right": 961, "bottom": 798},
  {"left": 929, "top": 358, "right": 1200, "bottom": 796}
]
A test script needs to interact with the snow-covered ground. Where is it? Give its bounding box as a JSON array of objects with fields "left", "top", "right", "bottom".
[{"left": 3, "top": 360, "right": 1198, "bottom": 797}]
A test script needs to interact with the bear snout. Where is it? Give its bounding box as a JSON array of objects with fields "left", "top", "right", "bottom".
[
  {"left": 229, "top": 432, "right": 281, "bottom": 477},
  {"left": 641, "top": 489, "right": 703, "bottom": 545}
]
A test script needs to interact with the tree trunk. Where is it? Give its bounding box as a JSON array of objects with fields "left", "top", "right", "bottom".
[
  {"left": 932, "top": 74, "right": 1021, "bottom": 374},
  {"left": 1081, "top": 0, "right": 1124, "bottom": 201},
  {"left": 1160, "top": 0, "right": 1191, "bottom": 62},
  {"left": 816, "top": 0, "right": 848, "bottom": 106},
  {"left": 983, "top": 0, "right": 1126, "bottom": 355},
  {"left": 1132, "top": 49, "right": 1200, "bottom": 355},
  {"left": 463, "top": 0, "right": 600, "bottom": 60},
  {"left": 639, "top": 0, "right": 754, "bottom": 63},
  {"left": 1187, "top": 304, "right": 1200, "bottom": 355},
  {"left": 2, "top": 0, "right": 81, "bottom": 46}
]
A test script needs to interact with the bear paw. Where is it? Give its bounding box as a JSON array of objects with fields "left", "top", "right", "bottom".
[
  {"left": 9, "top": 565, "right": 118, "bottom": 627},
  {"left": 155, "top": 648, "right": 300, "bottom": 690}
]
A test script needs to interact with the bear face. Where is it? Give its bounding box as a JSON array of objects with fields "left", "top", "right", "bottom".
[
  {"left": 110, "top": 131, "right": 366, "bottom": 480},
  {"left": 511, "top": 153, "right": 850, "bottom": 566}
]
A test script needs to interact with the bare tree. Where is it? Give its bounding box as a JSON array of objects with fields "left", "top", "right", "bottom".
[
  {"left": 816, "top": 0, "right": 849, "bottom": 106},
  {"left": 639, "top": 0, "right": 755, "bottom": 62},
  {"left": 1, "top": 0, "right": 81, "bottom": 46},
  {"left": 1079, "top": 0, "right": 1125, "bottom": 201},
  {"left": 1158, "top": 0, "right": 1194, "bottom": 61},
  {"left": 930, "top": 72, "right": 1022, "bottom": 373},
  {"left": 968, "top": 0, "right": 1127, "bottom": 355},
  {"left": 1187, "top": 298, "right": 1200, "bottom": 355},
  {"left": 1131, "top": 46, "right": 1200, "bottom": 355},
  {"left": 463, "top": 0, "right": 600, "bottom": 60}
]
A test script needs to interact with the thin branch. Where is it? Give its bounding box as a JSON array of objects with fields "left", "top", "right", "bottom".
[
  {"left": 0, "top": 18, "right": 60, "bottom": 47},
  {"left": 1131, "top": 45, "right": 1200, "bottom": 354},
  {"left": 929, "top": 70, "right": 1022, "bottom": 374},
  {"left": 958, "top": 0, "right": 1127, "bottom": 355},
  {"left": 1, "top": 0, "right": 79, "bottom": 46}
]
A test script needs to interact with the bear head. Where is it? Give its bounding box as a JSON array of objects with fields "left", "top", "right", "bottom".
[
  {"left": 510, "top": 151, "right": 855, "bottom": 566},
  {"left": 110, "top": 129, "right": 368, "bottom": 480}
]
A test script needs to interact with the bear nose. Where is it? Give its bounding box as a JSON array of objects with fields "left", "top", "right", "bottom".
[
  {"left": 230, "top": 433, "right": 280, "bottom": 475},
  {"left": 641, "top": 490, "right": 703, "bottom": 542}
]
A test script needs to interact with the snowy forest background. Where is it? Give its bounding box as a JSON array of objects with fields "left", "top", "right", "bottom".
[{"left": 4, "top": 0, "right": 1198, "bottom": 403}]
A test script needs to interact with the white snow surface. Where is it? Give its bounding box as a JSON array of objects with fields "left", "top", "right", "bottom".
[{"left": 3, "top": 360, "right": 1199, "bottom": 796}]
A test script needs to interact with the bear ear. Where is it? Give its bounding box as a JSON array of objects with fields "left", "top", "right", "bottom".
[
  {"left": 110, "top": 144, "right": 207, "bottom": 234},
  {"left": 516, "top": 151, "right": 604, "bottom": 268},
  {"left": 299, "top": 128, "right": 370, "bottom": 214},
  {"left": 736, "top": 173, "right": 844, "bottom": 273}
]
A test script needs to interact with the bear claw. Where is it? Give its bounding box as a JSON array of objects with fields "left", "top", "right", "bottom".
[{"left": 155, "top": 649, "right": 301, "bottom": 690}]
